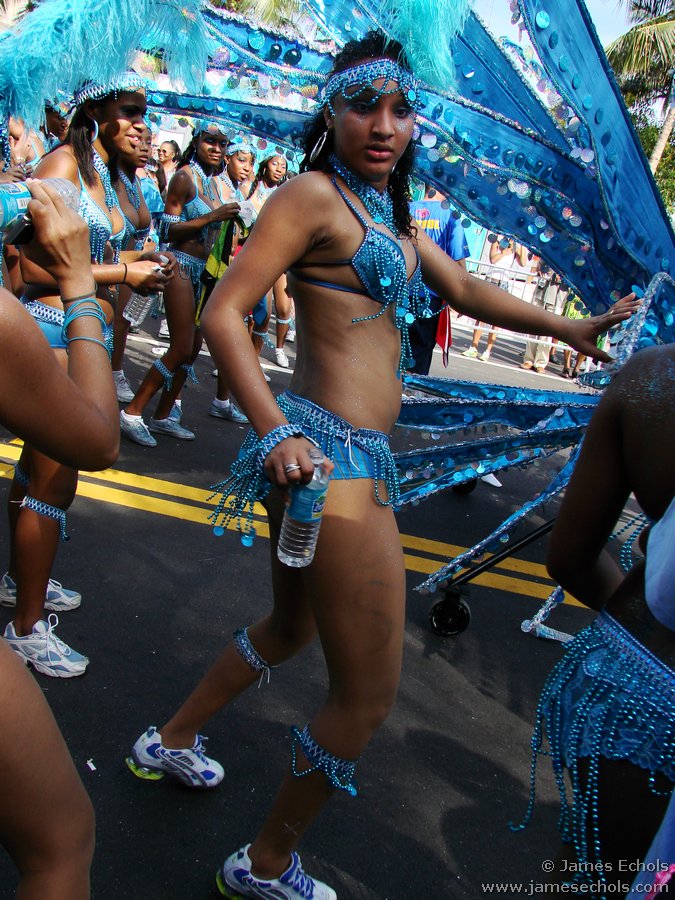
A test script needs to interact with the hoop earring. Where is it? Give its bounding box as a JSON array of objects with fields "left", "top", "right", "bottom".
[
  {"left": 89, "top": 117, "right": 99, "bottom": 143},
  {"left": 309, "top": 129, "right": 328, "bottom": 163}
]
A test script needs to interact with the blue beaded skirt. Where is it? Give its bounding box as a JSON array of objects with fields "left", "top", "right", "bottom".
[{"left": 513, "top": 611, "right": 675, "bottom": 882}]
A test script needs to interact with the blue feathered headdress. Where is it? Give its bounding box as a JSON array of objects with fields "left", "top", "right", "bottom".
[{"left": 0, "top": 0, "right": 214, "bottom": 129}]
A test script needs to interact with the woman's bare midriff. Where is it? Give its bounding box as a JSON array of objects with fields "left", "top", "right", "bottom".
[{"left": 287, "top": 277, "right": 404, "bottom": 433}]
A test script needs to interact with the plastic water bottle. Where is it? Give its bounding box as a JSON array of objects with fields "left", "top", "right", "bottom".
[
  {"left": 122, "top": 255, "right": 169, "bottom": 326},
  {"left": 123, "top": 291, "right": 157, "bottom": 327},
  {"left": 277, "top": 447, "right": 330, "bottom": 567},
  {"left": 0, "top": 177, "right": 80, "bottom": 242}
]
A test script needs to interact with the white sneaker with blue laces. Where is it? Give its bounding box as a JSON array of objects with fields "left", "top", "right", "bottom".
[
  {"left": 217, "top": 844, "right": 336, "bottom": 899},
  {"left": 126, "top": 726, "right": 224, "bottom": 788},
  {"left": 3, "top": 614, "right": 89, "bottom": 677},
  {"left": 120, "top": 410, "right": 157, "bottom": 447},
  {"left": 0, "top": 572, "right": 81, "bottom": 611}
]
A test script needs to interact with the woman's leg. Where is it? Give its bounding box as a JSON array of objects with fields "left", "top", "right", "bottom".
[
  {"left": 124, "top": 271, "right": 195, "bottom": 418},
  {"left": 10, "top": 446, "right": 77, "bottom": 636},
  {"left": 247, "top": 479, "right": 406, "bottom": 877},
  {"left": 0, "top": 640, "right": 95, "bottom": 899},
  {"left": 111, "top": 284, "right": 132, "bottom": 374},
  {"left": 158, "top": 496, "right": 317, "bottom": 749},
  {"left": 273, "top": 275, "right": 292, "bottom": 351}
]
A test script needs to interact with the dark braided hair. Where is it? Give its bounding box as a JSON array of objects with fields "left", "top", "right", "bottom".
[
  {"left": 247, "top": 153, "right": 288, "bottom": 200},
  {"left": 300, "top": 31, "right": 416, "bottom": 238}
]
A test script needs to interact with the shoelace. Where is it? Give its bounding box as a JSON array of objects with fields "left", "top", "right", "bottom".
[
  {"left": 285, "top": 858, "right": 315, "bottom": 898},
  {"left": 193, "top": 735, "right": 211, "bottom": 763},
  {"left": 44, "top": 614, "right": 73, "bottom": 657}
]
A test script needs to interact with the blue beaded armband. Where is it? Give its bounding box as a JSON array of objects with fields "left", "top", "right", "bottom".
[
  {"left": 256, "top": 424, "right": 305, "bottom": 472},
  {"left": 160, "top": 213, "right": 180, "bottom": 243}
]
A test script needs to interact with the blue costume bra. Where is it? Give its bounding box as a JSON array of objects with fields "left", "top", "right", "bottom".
[
  {"left": 289, "top": 177, "right": 424, "bottom": 308},
  {"left": 122, "top": 210, "right": 152, "bottom": 252},
  {"left": 78, "top": 172, "right": 126, "bottom": 264},
  {"left": 179, "top": 169, "right": 214, "bottom": 244}
]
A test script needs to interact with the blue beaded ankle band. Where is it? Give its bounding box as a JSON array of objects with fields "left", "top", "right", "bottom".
[
  {"left": 21, "top": 495, "right": 69, "bottom": 541},
  {"left": 251, "top": 329, "right": 275, "bottom": 350},
  {"left": 13, "top": 462, "right": 28, "bottom": 488},
  {"left": 153, "top": 358, "right": 174, "bottom": 392},
  {"left": 180, "top": 363, "right": 199, "bottom": 385},
  {"left": 233, "top": 627, "right": 277, "bottom": 684},
  {"left": 290, "top": 724, "right": 357, "bottom": 797}
]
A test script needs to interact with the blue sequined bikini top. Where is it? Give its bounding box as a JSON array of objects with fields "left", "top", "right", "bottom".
[
  {"left": 180, "top": 169, "right": 214, "bottom": 243},
  {"left": 122, "top": 210, "right": 151, "bottom": 252},
  {"left": 78, "top": 172, "right": 127, "bottom": 264},
  {"left": 290, "top": 176, "right": 423, "bottom": 308}
]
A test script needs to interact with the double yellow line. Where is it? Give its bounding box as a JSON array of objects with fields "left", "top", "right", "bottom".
[{"left": 0, "top": 439, "right": 567, "bottom": 604}]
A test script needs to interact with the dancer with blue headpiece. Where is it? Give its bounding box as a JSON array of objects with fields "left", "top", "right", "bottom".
[
  {"left": 127, "top": 24, "right": 637, "bottom": 898},
  {"left": 1, "top": 72, "right": 172, "bottom": 678},
  {"left": 119, "top": 119, "right": 242, "bottom": 446}
]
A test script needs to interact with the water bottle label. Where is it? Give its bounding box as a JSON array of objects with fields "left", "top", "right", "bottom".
[
  {"left": 0, "top": 183, "right": 31, "bottom": 229},
  {"left": 288, "top": 485, "right": 328, "bottom": 524}
]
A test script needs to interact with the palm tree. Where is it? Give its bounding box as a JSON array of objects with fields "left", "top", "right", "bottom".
[{"left": 606, "top": 0, "right": 675, "bottom": 172}]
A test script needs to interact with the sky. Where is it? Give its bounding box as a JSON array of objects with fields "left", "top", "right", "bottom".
[{"left": 473, "top": 0, "right": 632, "bottom": 47}]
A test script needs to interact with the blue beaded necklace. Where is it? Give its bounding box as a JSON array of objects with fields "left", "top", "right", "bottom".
[
  {"left": 119, "top": 170, "right": 141, "bottom": 211},
  {"left": 190, "top": 159, "right": 217, "bottom": 203},
  {"left": 330, "top": 154, "right": 397, "bottom": 235},
  {"left": 92, "top": 148, "right": 118, "bottom": 211}
]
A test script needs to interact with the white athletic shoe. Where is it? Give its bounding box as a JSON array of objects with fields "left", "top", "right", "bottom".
[
  {"left": 113, "top": 370, "right": 135, "bottom": 403},
  {"left": 126, "top": 726, "right": 224, "bottom": 788},
  {"left": 0, "top": 572, "right": 81, "bottom": 611},
  {"left": 3, "top": 615, "right": 89, "bottom": 677},
  {"left": 274, "top": 348, "right": 290, "bottom": 368},
  {"left": 217, "top": 844, "right": 336, "bottom": 899}
]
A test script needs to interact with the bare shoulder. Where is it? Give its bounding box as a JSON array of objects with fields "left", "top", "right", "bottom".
[
  {"left": 34, "top": 145, "right": 78, "bottom": 180},
  {"left": 267, "top": 170, "right": 337, "bottom": 209}
]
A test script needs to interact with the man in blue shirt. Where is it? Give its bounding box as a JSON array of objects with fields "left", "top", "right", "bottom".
[{"left": 409, "top": 186, "right": 469, "bottom": 375}]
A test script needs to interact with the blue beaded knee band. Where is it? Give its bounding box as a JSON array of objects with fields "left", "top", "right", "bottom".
[
  {"left": 290, "top": 724, "right": 358, "bottom": 797},
  {"left": 21, "top": 495, "right": 69, "bottom": 541},
  {"left": 276, "top": 317, "right": 293, "bottom": 325},
  {"left": 252, "top": 329, "right": 275, "bottom": 350},
  {"left": 153, "top": 357, "right": 174, "bottom": 391},
  {"left": 181, "top": 363, "right": 199, "bottom": 385},
  {"left": 13, "top": 462, "right": 28, "bottom": 488},
  {"left": 233, "top": 627, "right": 276, "bottom": 683}
]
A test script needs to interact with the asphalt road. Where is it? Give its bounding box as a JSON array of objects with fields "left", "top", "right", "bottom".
[{"left": 0, "top": 318, "right": 602, "bottom": 899}]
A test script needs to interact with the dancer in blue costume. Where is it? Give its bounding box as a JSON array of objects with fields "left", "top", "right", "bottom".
[
  {"left": 111, "top": 122, "right": 159, "bottom": 403},
  {"left": 1, "top": 74, "right": 171, "bottom": 677},
  {"left": 513, "top": 343, "right": 674, "bottom": 896},
  {"left": 128, "top": 34, "right": 638, "bottom": 899},
  {"left": 120, "top": 121, "right": 240, "bottom": 446}
]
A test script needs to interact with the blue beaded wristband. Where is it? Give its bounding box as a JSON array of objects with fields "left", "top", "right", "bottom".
[{"left": 256, "top": 424, "right": 305, "bottom": 472}]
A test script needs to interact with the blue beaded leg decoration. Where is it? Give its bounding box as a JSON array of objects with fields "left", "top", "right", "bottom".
[
  {"left": 180, "top": 363, "right": 199, "bottom": 385},
  {"left": 153, "top": 357, "right": 174, "bottom": 392},
  {"left": 233, "top": 627, "right": 277, "bottom": 685},
  {"left": 13, "top": 462, "right": 28, "bottom": 489},
  {"left": 276, "top": 316, "right": 293, "bottom": 325},
  {"left": 290, "top": 724, "right": 358, "bottom": 797},
  {"left": 252, "top": 328, "right": 275, "bottom": 351},
  {"left": 21, "top": 495, "right": 69, "bottom": 541}
]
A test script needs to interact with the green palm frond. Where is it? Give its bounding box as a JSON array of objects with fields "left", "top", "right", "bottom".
[{"left": 606, "top": 13, "right": 675, "bottom": 99}]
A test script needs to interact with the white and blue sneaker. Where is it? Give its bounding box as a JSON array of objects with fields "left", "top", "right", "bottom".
[
  {"left": 148, "top": 417, "right": 195, "bottom": 440},
  {"left": 120, "top": 410, "right": 157, "bottom": 447},
  {"left": 3, "top": 614, "right": 89, "bottom": 677},
  {"left": 0, "top": 572, "right": 81, "bottom": 611},
  {"left": 126, "top": 726, "right": 224, "bottom": 788},
  {"left": 209, "top": 400, "right": 248, "bottom": 424},
  {"left": 168, "top": 402, "right": 182, "bottom": 422},
  {"left": 217, "top": 844, "right": 336, "bottom": 899}
]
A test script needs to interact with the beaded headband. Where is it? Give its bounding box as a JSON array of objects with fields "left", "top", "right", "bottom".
[
  {"left": 227, "top": 136, "right": 257, "bottom": 159},
  {"left": 74, "top": 73, "right": 147, "bottom": 107},
  {"left": 195, "top": 120, "right": 226, "bottom": 138},
  {"left": 321, "top": 58, "right": 421, "bottom": 115}
]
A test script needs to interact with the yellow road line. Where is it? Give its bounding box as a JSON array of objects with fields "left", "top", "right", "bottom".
[{"left": 0, "top": 442, "right": 559, "bottom": 601}]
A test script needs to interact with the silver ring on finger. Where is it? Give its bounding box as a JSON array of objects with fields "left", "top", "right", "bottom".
[{"left": 284, "top": 463, "right": 301, "bottom": 474}]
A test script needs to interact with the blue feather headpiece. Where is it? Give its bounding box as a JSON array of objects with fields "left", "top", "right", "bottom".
[{"left": 73, "top": 73, "right": 148, "bottom": 108}]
